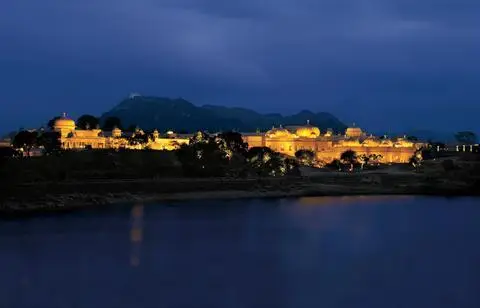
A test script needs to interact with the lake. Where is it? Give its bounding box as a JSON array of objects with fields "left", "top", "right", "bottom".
[{"left": 1, "top": 196, "right": 479, "bottom": 308}]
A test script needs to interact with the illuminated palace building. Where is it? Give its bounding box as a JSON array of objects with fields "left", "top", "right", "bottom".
[
  {"left": 53, "top": 114, "right": 421, "bottom": 163},
  {"left": 53, "top": 114, "right": 189, "bottom": 151},
  {"left": 242, "top": 121, "right": 422, "bottom": 163}
]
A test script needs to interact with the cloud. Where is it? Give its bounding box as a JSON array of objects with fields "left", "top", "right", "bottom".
[
  {"left": 3, "top": 0, "right": 479, "bottom": 80},
  {"left": 1, "top": 0, "right": 480, "bottom": 133}
]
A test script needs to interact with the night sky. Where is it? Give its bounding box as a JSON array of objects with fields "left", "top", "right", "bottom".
[{"left": 1, "top": 0, "right": 479, "bottom": 135}]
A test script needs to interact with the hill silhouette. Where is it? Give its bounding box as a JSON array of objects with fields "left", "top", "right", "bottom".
[{"left": 100, "top": 96, "right": 347, "bottom": 133}]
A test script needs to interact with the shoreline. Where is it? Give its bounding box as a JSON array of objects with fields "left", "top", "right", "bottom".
[{"left": 2, "top": 177, "right": 479, "bottom": 217}]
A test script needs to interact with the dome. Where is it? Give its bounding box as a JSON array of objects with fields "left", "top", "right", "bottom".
[
  {"left": 345, "top": 124, "right": 363, "bottom": 138},
  {"left": 53, "top": 113, "right": 75, "bottom": 131},
  {"left": 295, "top": 121, "right": 320, "bottom": 138},
  {"left": 266, "top": 126, "right": 292, "bottom": 138}
]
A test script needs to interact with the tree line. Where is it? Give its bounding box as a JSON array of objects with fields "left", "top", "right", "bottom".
[{"left": 175, "top": 131, "right": 300, "bottom": 177}]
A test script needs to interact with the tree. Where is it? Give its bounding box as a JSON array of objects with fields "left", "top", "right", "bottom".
[
  {"left": 102, "top": 117, "right": 123, "bottom": 131},
  {"left": 369, "top": 154, "right": 383, "bottom": 166},
  {"left": 326, "top": 159, "right": 342, "bottom": 171},
  {"left": 12, "top": 131, "right": 38, "bottom": 157},
  {"left": 176, "top": 134, "right": 228, "bottom": 177},
  {"left": 37, "top": 131, "right": 61, "bottom": 155},
  {"left": 295, "top": 149, "right": 315, "bottom": 166},
  {"left": 77, "top": 114, "right": 99, "bottom": 130},
  {"left": 409, "top": 149, "right": 423, "bottom": 171},
  {"left": 217, "top": 131, "right": 248, "bottom": 155},
  {"left": 455, "top": 131, "right": 478, "bottom": 145},
  {"left": 0, "top": 147, "right": 19, "bottom": 159},
  {"left": 126, "top": 124, "right": 138, "bottom": 132},
  {"left": 358, "top": 154, "right": 383, "bottom": 169},
  {"left": 128, "top": 131, "right": 150, "bottom": 147},
  {"left": 420, "top": 146, "right": 434, "bottom": 160},
  {"left": 406, "top": 135, "right": 418, "bottom": 141},
  {"left": 190, "top": 131, "right": 210, "bottom": 145},
  {"left": 358, "top": 154, "right": 370, "bottom": 170},
  {"left": 340, "top": 150, "right": 357, "bottom": 171},
  {"left": 47, "top": 116, "right": 61, "bottom": 130},
  {"left": 245, "top": 147, "right": 296, "bottom": 177}
]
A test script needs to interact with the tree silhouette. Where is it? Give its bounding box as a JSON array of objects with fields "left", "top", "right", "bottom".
[
  {"left": 358, "top": 154, "right": 370, "bottom": 170},
  {"left": 126, "top": 124, "right": 138, "bottom": 132},
  {"left": 12, "top": 131, "right": 38, "bottom": 157},
  {"left": 340, "top": 150, "right": 357, "bottom": 171},
  {"left": 409, "top": 149, "right": 424, "bottom": 171},
  {"left": 102, "top": 117, "right": 123, "bottom": 131},
  {"left": 357, "top": 153, "right": 382, "bottom": 169},
  {"left": 37, "top": 131, "right": 61, "bottom": 155},
  {"left": 128, "top": 131, "right": 150, "bottom": 146},
  {"left": 245, "top": 147, "right": 296, "bottom": 177},
  {"left": 190, "top": 131, "right": 210, "bottom": 145},
  {"left": 47, "top": 116, "right": 61, "bottom": 130},
  {"left": 77, "top": 115, "right": 99, "bottom": 130},
  {"left": 295, "top": 149, "right": 315, "bottom": 166},
  {"left": 176, "top": 135, "right": 227, "bottom": 177},
  {"left": 217, "top": 131, "right": 248, "bottom": 155}
]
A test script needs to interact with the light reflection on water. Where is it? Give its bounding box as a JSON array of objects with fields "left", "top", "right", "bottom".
[
  {"left": 0, "top": 196, "right": 479, "bottom": 308},
  {"left": 130, "top": 204, "right": 144, "bottom": 267}
]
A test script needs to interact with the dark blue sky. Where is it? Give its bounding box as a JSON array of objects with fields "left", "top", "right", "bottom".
[{"left": 1, "top": 0, "right": 479, "bottom": 135}]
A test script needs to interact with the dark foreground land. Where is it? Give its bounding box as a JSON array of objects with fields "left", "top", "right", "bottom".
[{"left": 1, "top": 151, "right": 480, "bottom": 215}]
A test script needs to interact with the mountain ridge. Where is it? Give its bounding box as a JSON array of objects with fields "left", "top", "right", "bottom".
[{"left": 100, "top": 96, "right": 348, "bottom": 133}]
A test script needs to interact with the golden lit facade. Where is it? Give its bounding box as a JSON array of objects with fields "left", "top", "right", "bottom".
[
  {"left": 53, "top": 114, "right": 421, "bottom": 163},
  {"left": 53, "top": 114, "right": 189, "bottom": 151},
  {"left": 242, "top": 123, "right": 423, "bottom": 164}
]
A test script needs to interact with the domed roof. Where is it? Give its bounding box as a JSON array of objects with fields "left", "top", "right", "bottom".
[
  {"left": 266, "top": 126, "right": 292, "bottom": 138},
  {"left": 53, "top": 113, "right": 75, "bottom": 130},
  {"left": 345, "top": 123, "right": 363, "bottom": 138},
  {"left": 295, "top": 121, "right": 320, "bottom": 138}
]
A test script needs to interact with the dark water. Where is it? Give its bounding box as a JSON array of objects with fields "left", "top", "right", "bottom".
[{"left": 1, "top": 196, "right": 480, "bottom": 308}]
